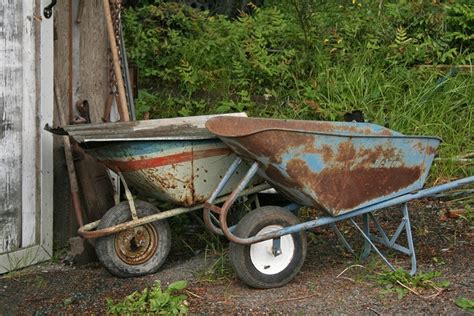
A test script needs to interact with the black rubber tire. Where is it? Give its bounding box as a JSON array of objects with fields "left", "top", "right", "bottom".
[
  {"left": 229, "top": 206, "right": 307, "bottom": 288},
  {"left": 95, "top": 200, "right": 171, "bottom": 278}
]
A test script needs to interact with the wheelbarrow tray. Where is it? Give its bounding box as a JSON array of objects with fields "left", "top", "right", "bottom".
[
  {"left": 206, "top": 116, "right": 441, "bottom": 216},
  {"left": 52, "top": 113, "right": 255, "bottom": 206}
]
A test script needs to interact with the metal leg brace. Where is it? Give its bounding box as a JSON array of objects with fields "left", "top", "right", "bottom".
[
  {"left": 350, "top": 203, "right": 417, "bottom": 275},
  {"left": 118, "top": 171, "right": 138, "bottom": 220}
]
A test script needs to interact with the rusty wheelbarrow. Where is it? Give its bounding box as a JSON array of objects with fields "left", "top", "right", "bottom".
[
  {"left": 203, "top": 116, "right": 474, "bottom": 288},
  {"left": 47, "top": 113, "right": 268, "bottom": 277}
]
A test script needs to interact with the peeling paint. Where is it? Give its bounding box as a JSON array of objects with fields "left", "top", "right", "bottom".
[{"left": 207, "top": 116, "right": 441, "bottom": 216}]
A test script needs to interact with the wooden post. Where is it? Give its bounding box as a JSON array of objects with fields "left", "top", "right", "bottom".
[
  {"left": 54, "top": 85, "right": 84, "bottom": 227},
  {"left": 102, "top": 0, "right": 129, "bottom": 121}
]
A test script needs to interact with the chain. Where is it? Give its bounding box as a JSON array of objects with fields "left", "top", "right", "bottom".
[{"left": 107, "top": 0, "right": 124, "bottom": 109}]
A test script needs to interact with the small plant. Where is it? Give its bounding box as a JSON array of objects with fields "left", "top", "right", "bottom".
[
  {"left": 198, "top": 233, "right": 234, "bottom": 282},
  {"left": 106, "top": 280, "right": 189, "bottom": 315},
  {"left": 375, "top": 268, "right": 450, "bottom": 299},
  {"left": 460, "top": 204, "right": 474, "bottom": 224},
  {"left": 455, "top": 297, "right": 474, "bottom": 312}
]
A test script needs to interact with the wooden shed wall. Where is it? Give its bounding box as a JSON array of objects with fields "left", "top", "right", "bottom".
[{"left": 53, "top": 0, "right": 113, "bottom": 247}]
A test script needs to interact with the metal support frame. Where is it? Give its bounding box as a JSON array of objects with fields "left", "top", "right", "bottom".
[
  {"left": 77, "top": 180, "right": 269, "bottom": 239},
  {"left": 117, "top": 171, "right": 138, "bottom": 220},
  {"left": 348, "top": 203, "right": 416, "bottom": 274},
  {"left": 204, "top": 158, "right": 474, "bottom": 272}
]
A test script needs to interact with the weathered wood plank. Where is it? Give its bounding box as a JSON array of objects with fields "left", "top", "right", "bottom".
[
  {"left": 0, "top": 1, "right": 23, "bottom": 253},
  {"left": 21, "top": 0, "right": 37, "bottom": 248},
  {"left": 79, "top": 0, "right": 109, "bottom": 123},
  {"left": 39, "top": 0, "right": 54, "bottom": 256}
]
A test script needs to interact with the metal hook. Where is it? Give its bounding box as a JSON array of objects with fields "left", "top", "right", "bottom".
[{"left": 43, "top": 0, "right": 57, "bottom": 19}]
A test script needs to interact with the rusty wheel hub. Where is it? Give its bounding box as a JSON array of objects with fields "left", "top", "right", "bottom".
[{"left": 114, "top": 224, "right": 159, "bottom": 265}]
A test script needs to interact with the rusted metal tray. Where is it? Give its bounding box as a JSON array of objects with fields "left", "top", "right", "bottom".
[
  {"left": 202, "top": 116, "right": 474, "bottom": 288},
  {"left": 54, "top": 113, "right": 255, "bottom": 206},
  {"left": 206, "top": 116, "right": 442, "bottom": 216}
]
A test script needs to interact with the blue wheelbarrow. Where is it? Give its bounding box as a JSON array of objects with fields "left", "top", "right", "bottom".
[{"left": 203, "top": 116, "right": 474, "bottom": 288}]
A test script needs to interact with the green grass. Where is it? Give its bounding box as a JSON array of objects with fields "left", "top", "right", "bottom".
[
  {"left": 197, "top": 232, "right": 234, "bottom": 282},
  {"left": 455, "top": 297, "right": 474, "bottom": 312}
]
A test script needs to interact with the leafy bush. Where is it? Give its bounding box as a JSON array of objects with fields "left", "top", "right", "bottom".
[{"left": 106, "top": 280, "right": 188, "bottom": 315}]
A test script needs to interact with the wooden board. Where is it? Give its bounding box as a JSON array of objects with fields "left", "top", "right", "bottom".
[
  {"left": 0, "top": 0, "right": 54, "bottom": 272},
  {"left": 52, "top": 0, "right": 115, "bottom": 246},
  {"left": 0, "top": 1, "right": 24, "bottom": 253},
  {"left": 79, "top": 0, "right": 109, "bottom": 123}
]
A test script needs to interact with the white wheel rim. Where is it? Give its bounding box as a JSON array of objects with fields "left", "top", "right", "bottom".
[{"left": 249, "top": 225, "right": 295, "bottom": 275}]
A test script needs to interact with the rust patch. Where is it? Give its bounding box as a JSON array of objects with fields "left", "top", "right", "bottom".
[
  {"left": 358, "top": 145, "right": 400, "bottom": 165},
  {"left": 414, "top": 142, "right": 437, "bottom": 156},
  {"left": 286, "top": 158, "right": 422, "bottom": 214},
  {"left": 265, "top": 165, "right": 298, "bottom": 189},
  {"left": 236, "top": 132, "right": 318, "bottom": 164},
  {"left": 114, "top": 224, "right": 159, "bottom": 265},
  {"left": 320, "top": 144, "right": 334, "bottom": 162},
  {"left": 230, "top": 132, "right": 400, "bottom": 167},
  {"left": 426, "top": 145, "right": 437, "bottom": 155},
  {"left": 206, "top": 116, "right": 396, "bottom": 138},
  {"left": 335, "top": 142, "right": 357, "bottom": 162}
]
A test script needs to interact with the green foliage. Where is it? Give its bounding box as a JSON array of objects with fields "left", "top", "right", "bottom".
[
  {"left": 455, "top": 297, "right": 474, "bottom": 312},
  {"left": 375, "top": 268, "right": 450, "bottom": 299},
  {"left": 459, "top": 203, "right": 474, "bottom": 224},
  {"left": 123, "top": 0, "right": 474, "bottom": 179},
  {"left": 106, "top": 280, "right": 188, "bottom": 315},
  {"left": 198, "top": 233, "right": 234, "bottom": 282}
]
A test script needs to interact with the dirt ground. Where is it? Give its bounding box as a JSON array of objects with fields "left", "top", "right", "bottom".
[{"left": 0, "top": 198, "right": 472, "bottom": 315}]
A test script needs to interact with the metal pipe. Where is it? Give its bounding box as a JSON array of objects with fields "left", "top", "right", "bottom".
[
  {"left": 218, "top": 162, "right": 260, "bottom": 243},
  {"left": 215, "top": 176, "right": 474, "bottom": 245},
  {"left": 78, "top": 182, "right": 270, "bottom": 239},
  {"left": 54, "top": 84, "right": 84, "bottom": 227},
  {"left": 207, "top": 157, "right": 242, "bottom": 203}
]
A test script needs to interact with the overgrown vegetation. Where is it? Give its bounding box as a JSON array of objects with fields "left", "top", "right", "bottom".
[
  {"left": 123, "top": 0, "right": 473, "bottom": 180},
  {"left": 375, "top": 268, "right": 450, "bottom": 299},
  {"left": 198, "top": 232, "right": 234, "bottom": 282},
  {"left": 455, "top": 297, "right": 474, "bottom": 312},
  {"left": 106, "top": 280, "right": 188, "bottom": 315}
]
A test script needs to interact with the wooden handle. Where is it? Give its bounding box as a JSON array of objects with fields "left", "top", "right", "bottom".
[{"left": 102, "top": 0, "right": 129, "bottom": 121}]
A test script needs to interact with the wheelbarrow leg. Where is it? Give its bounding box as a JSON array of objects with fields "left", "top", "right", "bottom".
[
  {"left": 330, "top": 223, "right": 355, "bottom": 256},
  {"left": 361, "top": 214, "right": 371, "bottom": 259},
  {"left": 402, "top": 203, "right": 417, "bottom": 275},
  {"left": 366, "top": 203, "right": 417, "bottom": 275},
  {"left": 350, "top": 218, "right": 396, "bottom": 272},
  {"left": 351, "top": 203, "right": 417, "bottom": 275}
]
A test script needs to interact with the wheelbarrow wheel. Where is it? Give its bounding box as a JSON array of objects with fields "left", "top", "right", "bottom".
[
  {"left": 229, "top": 206, "right": 307, "bottom": 288},
  {"left": 95, "top": 200, "right": 171, "bottom": 278}
]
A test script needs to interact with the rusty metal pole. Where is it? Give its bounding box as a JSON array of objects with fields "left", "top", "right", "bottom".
[
  {"left": 102, "top": 0, "right": 129, "bottom": 121},
  {"left": 54, "top": 84, "right": 84, "bottom": 227}
]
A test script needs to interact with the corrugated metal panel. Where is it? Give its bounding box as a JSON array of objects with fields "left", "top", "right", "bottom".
[{"left": 48, "top": 113, "right": 248, "bottom": 142}]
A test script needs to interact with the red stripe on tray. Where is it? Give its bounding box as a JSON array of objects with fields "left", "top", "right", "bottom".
[{"left": 104, "top": 147, "right": 232, "bottom": 172}]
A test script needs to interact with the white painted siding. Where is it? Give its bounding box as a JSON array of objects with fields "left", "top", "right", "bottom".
[
  {"left": 0, "top": 0, "right": 23, "bottom": 253},
  {"left": 22, "top": 0, "right": 38, "bottom": 248},
  {"left": 0, "top": 0, "right": 53, "bottom": 272}
]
